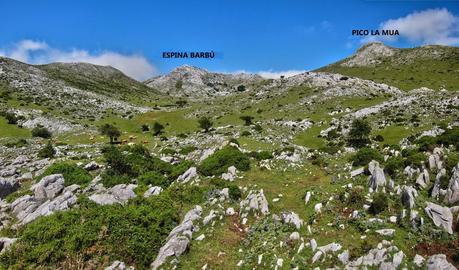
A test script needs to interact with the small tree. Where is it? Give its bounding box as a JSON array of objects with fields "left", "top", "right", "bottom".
[
  {"left": 141, "top": 124, "right": 149, "bottom": 132},
  {"left": 152, "top": 122, "right": 165, "bottom": 136},
  {"left": 237, "top": 85, "right": 246, "bottom": 92},
  {"left": 32, "top": 126, "right": 52, "bottom": 139},
  {"left": 5, "top": 112, "right": 17, "bottom": 124},
  {"left": 198, "top": 117, "right": 213, "bottom": 132},
  {"left": 38, "top": 141, "right": 55, "bottom": 158},
  {"left": 99, "top": 124, "right": 121, "bottom": 144},
  {"left": 240, "top": 115, "right": 254, "bottom": 126},
  {"left": 347, "top": 119, "right": 371, "bottom": 148},
  {"left": 176, "top": 100, "right": 187, "bottom": 107}
]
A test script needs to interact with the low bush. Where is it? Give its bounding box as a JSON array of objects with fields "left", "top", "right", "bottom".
[
  {"left": 42, "top": 162, "right": 92, "bottom": 186},
  {"left": 369, "top": 193, "right": 388, "bottom": 215},
  {"left": 249, "top": 150, "right": 273, "bottom": 160},
  {"left": 198, "top": 146, "right": 250, "bottom": 176},
  {"left": 350, "top": 147, "right": 383, "bottom": 167},
  {"left": 0, "top": 196, "right": 179, "bottom": 269},
  {"left": 32, "top": 126, "right": 52, "bottom": 138},
  {"left": 137, "top": 171, "right": 169, "bottom": 188},
  {"left": 38, "top": 141, "right": 56, "bottom": 158}
]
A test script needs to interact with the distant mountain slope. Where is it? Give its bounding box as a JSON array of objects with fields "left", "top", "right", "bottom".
[
  {"left": 144, "top": 65, "right": 266, "bottom": 99},
  {"left": 0, "top": 57, "right": 167, "bottom": 123},
  {"left": 317, "top": 42, "right": 459, "bottom": 91}
]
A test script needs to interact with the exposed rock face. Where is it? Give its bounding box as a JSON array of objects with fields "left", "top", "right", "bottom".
[
  {"left": 88, "top": 184, "right": 137, "bottom": 205},
  {"left": 0, "top": 237, "right": 17, "bottom": 254},
  {"left": 144, "top": 65, "right": 265, "bottom": 99},
  {"left": 416, "top": 169, "right": 430, "bottom": 188},
  {"left": 368, "top": 160, "right": 386, "bottom": 191},
  {"left": 143, "top": 186, "right": 163, "bottom": 198},
  {"left": 432, "top": 169, "right": 447, "bottom": 199},
  {"left": 222, "top": 166, "right": 237, "bottom": 181},
  {"left": 177, "top": 167, "right": 198, "bottom": 183},
  {"left": 444, "top": 164, "right": 459, "bottom": 204},
  {"left": 151, "top": 205, "right": 202, "bottom": 270},
  {"left": 12, "top": 184, "right": 80, "bottom": 226},
  {"left": 426, "top": 254, "right": 457, "bottom": 270},
  {"left": 428, "top": 152, "right": 443, "bottom": 170},
  {"left": 239, "top": 190, "right": 269, "bottom": 216},
  {"left": 105, "top": 260, "right": 134, "bottom": 270},
  {"left": 342, "top": 42, "right": 396, "bottom": 67},
  {"left": 0, "top": 178, "right": 19, "bottom": 199},
  {"left": 400, "top": 185, "right": 418, "bottom": 209},
  {"left": 84, "top": 161, "right": 100, "bottom": 171},
  {"left": 281, "top": 211, "right": 303, "bottom": 229},
  {"left": 31, "top": 174, "right": 65, "bottom": 201},
  {"left": 425, "top": 202, "right": 453, "bottom": 234}
]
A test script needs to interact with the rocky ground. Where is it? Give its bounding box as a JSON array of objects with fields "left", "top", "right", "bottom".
[{"left": 0, "top": 43, "right": 458, "bottom": 269}]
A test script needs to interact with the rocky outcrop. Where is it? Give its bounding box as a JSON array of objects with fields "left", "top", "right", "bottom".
[
  {"left": 425, "top": 202, "right": 453, "bottom": 234},
  {"left": 416, "top": 169, "right": 430, "bottom": 188},
  {"left": 143, "top": 186, "right": 163, "bottom": 198},
  {"left": 12, "top": 183, "right": 80, "bottom": 226},
  {"left": 426, "top": 254, "right": 456, "bottom": 270},
  {"left": 240, "top": 190, "right": 269, "bottom": 216},
  {"left": 222, "top": 166, "right": 237, "bottom": 181},
  {"left": 0, "top": 178, "right": 19, "bottom": 199},
  {"left": 31, "top": 174, "right": 65, "bottom": 201},
  {"left": 281, "top": 211, "right": 303, "bottom": 229},
  {"left": 105, "top": 261, "right": 135, "bottom": 270},
  {"left": 432, "top": 169, "right": 446, "bottom": 199},
  {"left": 177, "top": 167, "right": 198, "bottom": 183},
  {"left": 400, "top": 185, "right": 418, "bottom": 209},
  {"left": 368, "top": 160, "right": 386, "bottom": 191},
  {"left": 151, "top": 205, "right": 202, "bottom": 269},
  {"left": 444, "top": 164, "right": 459, "bottom": 204},
  {"left": 0, "top": 237, "right": 17, "bottom": 254},
  {"left": 88, "top": 184, "right": 137, "bottom": 205}
]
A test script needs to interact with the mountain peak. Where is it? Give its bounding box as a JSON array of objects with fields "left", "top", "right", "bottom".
[{"left": 341, "top": 42, "right": 397, "bottom": 67}]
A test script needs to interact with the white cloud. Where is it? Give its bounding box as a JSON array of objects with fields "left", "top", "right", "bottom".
[
  {"left": 365, "top": 8, "right": 459, "bottom": 45},
  {"left": 0, "top": 40, "right": 157, "bottom": 80}
]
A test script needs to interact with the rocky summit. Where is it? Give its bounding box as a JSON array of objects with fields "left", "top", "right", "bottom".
[{"left": 0, "top": 43, "right": 459, "bottom": 270}]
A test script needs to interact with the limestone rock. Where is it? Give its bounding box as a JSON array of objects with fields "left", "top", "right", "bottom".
[
  {"left": 281, "top": 211, "right": 303, "bottom": 229},
  {"left": 89, "top": 184, "right": 137, "bottom": 205},
  {"left": 177, "top": 167, "right": 198, "bottom": 183},
  {"left": 368, "top": 160, "right": 386, "bottom": 191},
  {"left": 143, "top": 186, "right": 163, "bottom": 198},
  {"left": 416, "top": 169, "right": 430, "bottom": 189},
  {"left": 240, "top": 189, "right": 269, "bottom": 216},
  {"left": 31, "top": 174, "right": 65, "bottom": 201},
  {"left": 426, "top": 254, "right": 456, "bottom": 270},
  {"left": 105, "top": 260, "right": 134, "bottom": 270},
  {"left": 444, "top": 164, "right": 459, "bottom": 204},
  {"left": 425, "top": 202, "right": 453, "bottom": 234}
]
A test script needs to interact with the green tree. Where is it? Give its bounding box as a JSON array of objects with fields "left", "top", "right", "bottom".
[
  {"left": 240, "top": 115, "right": 254, "bottom": 126},
  {"left": 198, "top": 117, "right": 213, "bottom": 132},
  {"left": 175, "top": 100, "right": 187, "bottom": 107},
  {"left": 347, "top": 119, "right": 371, "bottom": 148},
  {"left": 99, "top": 124, "right": 121, "bottom": 144},
  {"left": 5, "top": 112, "right": 17, "bottom": 124},
  {"left": 32, "top": 126, "right": 52, "bottom": 139},
  {"left": 152, "top": 122, "right": 165, "bottom": 136},
  {"left": 237, "top": 85, "right": 246, "bottom": 92},
  {"left": 38, "top": 141, "right": 56, "bottom": 158}
]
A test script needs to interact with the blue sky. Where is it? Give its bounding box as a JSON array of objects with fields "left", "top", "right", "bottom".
[{"left": 1, "top": 0, "right": 458, "bottom": 80}]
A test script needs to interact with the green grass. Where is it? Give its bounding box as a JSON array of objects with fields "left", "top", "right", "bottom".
[{"left": 0, "top": 117, "right": 30, "bottom": 138}]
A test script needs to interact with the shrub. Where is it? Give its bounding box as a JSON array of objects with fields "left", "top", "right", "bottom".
[
  {"left": 416, "top": 136, "right": 437, "bottom": 152},
  {"left": 384, "top": 156, "right": 404, "bottom": 177},
  {"left": 102, "top": 146, "right": 133, "bottom": 176},
  {"left": 240, "top": 115, "right": 254, "bottom": 126},
  {"left": 38, "top": 141, "right": 55, "bottom": 158},
  {"left": 374, "top": 134, "right": 384, "bottom": 142},
  {"left": 32, "top": 126, "right": 52, "bottom": 138},
  {"left": 4, "top": 138, "right": 28, "bottom": 148},
  {"left": 249, "top": 151, "right": 273, "bottom": 160},
  {"left": 237, "top": 85, "right": 246, "bottom": 92},
  {"left": 403, "top": 151, "right": 426, "bottom": 168},
  {"left": 198, "top": 117, "right": 213, "bottom": 132},
  {"left": 369, "top": 193, "right": 388, "bottom": 215},
  {"left": 5, "top": 112, "right": 17, "bottom": 124},
  {"left": 101, "top": 169, "right": 132, "bottom": 187},
  {"left": 253, "top": 124, "right": 263, "bottom": 133},
  {"left": 137, "top": 171, "right": 170, "bottom": 188},
  {"left": 347, "top": 187, "right": 366, "bottom": 208},
  {"left": 42, "top": 162, "right": 92, "bottom": 186},
  {"left": 350, "top": 147, "right": 383, "bottom": 167},
  {"left": 0, "top": 196, "right": 179, "bottom": 269},
  {"left": 141, "top": 124, "right": 149, "bottom": 131},
  {"left": 179, "top": 145, "right": 197, "bottom": 155},
  {"left": 152, "top": 122, "right": 164, "bottom": 136},
  {"left": 241, "top": 131, "right": 251, "bottom": 136},
  {"left": 99, "top": 124, "right": 120, "bottom": 143},
  {"left": 198, "top": 146, "right": 250, "bottom": 176},
  {"left": 228, "top": 185, "right": 242, "bottom": 200}
]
